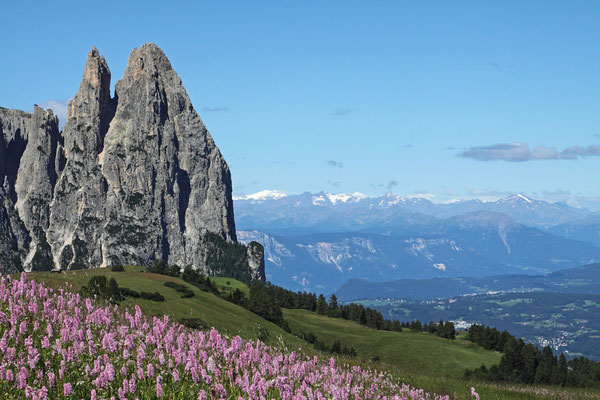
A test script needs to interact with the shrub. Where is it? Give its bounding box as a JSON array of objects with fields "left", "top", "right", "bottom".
[
  {"left": 111, "top": 265, "right": 125, "bottom": 272},
  {"left": 119, "top": 287, "right": 140, "bottom": 298},
  {"left": 148, "top": 260, "right": 180, "bottom": 277},
  {"left": 140, "top": 291, "right": 165, "bottom": 302},
  {"left": 180, "top": 318, "right": 209, "bottom": 331},
  {"left": 81, "top": 276, "right": 122, "bottom": 301},
  {"left": 181, "top": 267, "right": 220, "bottom": 295},
  {"left": 164, "top": 281, "right": 195, "bottom": 298}
]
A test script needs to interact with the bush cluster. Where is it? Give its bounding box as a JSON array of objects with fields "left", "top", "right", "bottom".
[
  {"left": 181, "top": 267, "right": 220, "bottom": 294},
  {"left": 180, "top": 318, "right": 209, "bottom": 330},
  {"left": 299, "top": 332, "right": 357, "bottom": 357},
  {"left": 80, "top": 276, "right": 139, "bottom": 302},
  {"left": 164, "top": 281, "right": 195, "bottom": 298},
  {"left": 140, "top": 291, "right": 165, "bottom": 302}
]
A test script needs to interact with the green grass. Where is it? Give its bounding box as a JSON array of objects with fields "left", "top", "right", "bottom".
[
  {"left": 211, "top": 276, "right": 250, "bottom": 296},
  {"left": 26, "top": 267, "right": 302, "bottom": 349},
  {"left": 282, "top": 309, "right": 600, "bottom": 399},
  {"left": 284, "top": 308, "right": 501, "bottom": 379},
  {"left": 23, "top": 267, "right": 600, "bottom": 399},
  {"left": 489, "top": 298, "right": 533, "bottom": 307}
]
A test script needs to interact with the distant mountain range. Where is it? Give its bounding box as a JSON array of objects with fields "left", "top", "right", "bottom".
[
  {"left": 234, "top": 190, "right": 596, "bottom": 232},
  {"left": 234, "top": 191, "right": 600, "bottom": 292},
  {"left": 547, "top": 215, "right": 600, "bottom": 247},
  {"left": 335, "top": 263, "right": 600, "bottom": 301},
  {"left": 235, "top": 191, "right": 600, "bottom": 293}
]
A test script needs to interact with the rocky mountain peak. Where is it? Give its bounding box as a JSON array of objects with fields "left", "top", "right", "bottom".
[
  {"left": 79, "top": 47, "right": 110, "bottom": 93},
  {"left": 64, "top": 46, "right": 114, "bottom": 158},
  {"left": 126, "top": 43, "right": 174, "bottom": 75},
  {"left": 1, "top": 44, "right": 261, "bottom": 280}
]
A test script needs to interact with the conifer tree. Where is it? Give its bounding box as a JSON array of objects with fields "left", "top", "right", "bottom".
[
  {"left": 316, "top": 294, "right": 328, "bottom": 315},
  {"left": 534, "top": 346, "right": 554, "bottom": 385}
]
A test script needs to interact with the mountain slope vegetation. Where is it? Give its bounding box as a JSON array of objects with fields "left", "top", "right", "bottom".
[{"left": 21, "top": 266, "right": 600, "bottom": 399}]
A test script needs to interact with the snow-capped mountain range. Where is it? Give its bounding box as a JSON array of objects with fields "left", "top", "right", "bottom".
[
  {"left": 234, "top": 190, "right": 595, "bottom": 230},
  {"left": 234, "top": 191, "right": 600, "bottom": 293}
]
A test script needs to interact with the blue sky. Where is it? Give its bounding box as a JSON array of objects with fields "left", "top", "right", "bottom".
[{"left": 2, "top": 1, "right": 599, "bottom": 209}]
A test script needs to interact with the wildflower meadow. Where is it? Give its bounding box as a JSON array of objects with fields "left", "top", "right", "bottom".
[{"left": 0, "top": 272, "right": 463, "bottom": 399}]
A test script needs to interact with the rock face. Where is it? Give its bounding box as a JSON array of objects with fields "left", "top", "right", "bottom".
[
  {"left": 246, "top": 241, "right": 266, "bottom": 282},
  {"left": 0, "top": 106, "right": 61, "bottom": 272},
  {"left": 47, "top": 47, "right": 115, "bottom": 270},
  {"left": 0, "top": 44, "right": 263, "bottom": 281}
]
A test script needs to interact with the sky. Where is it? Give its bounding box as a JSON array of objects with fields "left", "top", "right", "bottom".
[{"left": 2, "top": 1, "right": 599, "bottom": 210}]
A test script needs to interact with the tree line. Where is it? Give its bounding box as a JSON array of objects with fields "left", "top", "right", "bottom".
[
  {"left": 225, "top": 281, "right": 457, "bottom": 340},
  {"left": 146, "top": 260, "right": 459, "bottom": 347},
  {"left": 465, "top": 324, "right": 600, "bottom": 388},
  {"left": 405, "top": 319, "right": 457, "bottom": 340}
]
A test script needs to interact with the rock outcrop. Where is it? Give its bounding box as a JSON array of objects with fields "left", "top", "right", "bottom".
[
  {"left": 0, "top": 44, "right": 262, "bottom": 281},
  {"left": 0, "top": 106, "right": 61, "bottom": 272},
  {"left": 246, "top": 241, "right": 266, "bottom": 282},
  {"left": 47, "top": 47, "right": 115, "bottom": 270}
]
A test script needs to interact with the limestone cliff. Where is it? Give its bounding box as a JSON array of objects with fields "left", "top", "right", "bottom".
[{"left": 0, "top": 44, "right": 262, "bottom": 280}]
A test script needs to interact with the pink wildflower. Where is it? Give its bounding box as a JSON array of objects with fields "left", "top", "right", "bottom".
[
  {"left": 156, "top": 375, "right": 163, "bottom": 398},
  {"left": 63, "top": 382, "right": 72, "bottom": 396}
]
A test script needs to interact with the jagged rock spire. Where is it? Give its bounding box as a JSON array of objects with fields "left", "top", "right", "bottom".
[
  {"left": 101, "top": 43, "right": 236, "bottom": 268},
  {"left": 0, "top": 106, "right": 60, "bottom": 271},
  {"left": 0, "top": 44, "right": 258, "bottom": 279},
  {"left": 64, "top": 46, "right": 114, "bottom": 156}
]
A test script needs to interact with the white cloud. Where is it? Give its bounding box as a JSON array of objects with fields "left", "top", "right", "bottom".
[{"left": 459, "top": 142, "right": 600, "bottom": 162}]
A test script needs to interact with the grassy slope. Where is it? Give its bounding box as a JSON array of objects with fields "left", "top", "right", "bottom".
[
  {"left": 25, "top": 267, "right": 600, "bottom": 399},
  {"left": 283, "top": 308, "right": 501, "bottom": 379},
  {"left": 26, "top": 267, "right": 302, "bottom": 349}
]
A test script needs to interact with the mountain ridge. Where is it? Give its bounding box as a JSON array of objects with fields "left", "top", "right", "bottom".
[
  {"left": 238, "top": 221, "right": 600, "bottom": 293},
  {"left": 335, "top": 263, "right": 600, "bottom": 302},
  {"left": 235, "top": 190, "right": 596, "bottom": 231}
]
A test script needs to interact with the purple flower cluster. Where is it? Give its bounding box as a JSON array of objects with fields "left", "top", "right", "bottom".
[{"left": 0, "top": 273, "right": 456, "bottom": 399}]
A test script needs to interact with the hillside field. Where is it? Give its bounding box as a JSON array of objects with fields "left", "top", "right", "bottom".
[{"left": 22, "top": 267, "right": 600, "bottom": 399}]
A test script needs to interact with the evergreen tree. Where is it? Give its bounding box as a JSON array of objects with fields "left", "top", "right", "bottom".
[
  {"left": 518, "top": 343, "right": 540, "bottom": 384},
  {"left": 331, "top": 340, "right": 341, "bottom": 354},
  {"left": 555, "top": 353, "right": 568, "bottom": 386},
  {"left": 328, "top": 294, "right": 339, "bottom": 317},
  {"left": 309, "top": 294, "right": 316, "bottom": 311},
  {"left": 442, "top": 321, "right": 456, "bottom": 340},
  {"left": 427, "top": 321, "right": 437, "bottom": 334},
  {"left": 534, "top": 346, "right": 554, "bottom": 385},
  {"left": 168, "top": 264, "right": 181, "bottom": 277},
  {"left": 108, "top": 277, "right": 120, "bottom": 299},
  {"left": 498, "top": 337, "right": 522, "bottom": 381},
  {"left": 316, "top": 294, "right": 328, "bottom": 315},
  {"left": 410, "top": 319, "right": 422, "bottom": 332}
]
